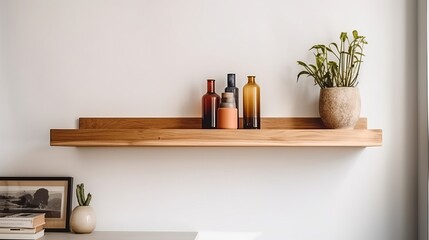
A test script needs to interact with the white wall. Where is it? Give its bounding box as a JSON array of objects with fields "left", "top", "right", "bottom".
[{"left": 0, "top": 1, "right": 418, "bottom": 239}]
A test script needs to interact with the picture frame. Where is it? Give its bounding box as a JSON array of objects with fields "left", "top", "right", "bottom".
[{"left": 0, "top": 177, "right": 73, "bottom": 232}]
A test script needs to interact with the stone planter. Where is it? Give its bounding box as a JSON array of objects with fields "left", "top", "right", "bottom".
[
  {"left": 319, "top": 87, "right": 361, "bottom": 129},
  {"left": 70, "top": 206, "right": 96, "bottom": 234}
]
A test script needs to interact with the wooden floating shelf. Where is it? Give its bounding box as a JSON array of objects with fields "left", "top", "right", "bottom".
[{"left": 50, "top": 117, "right": 382, "bottom": 147}]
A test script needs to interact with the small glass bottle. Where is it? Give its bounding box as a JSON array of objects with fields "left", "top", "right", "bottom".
[
  {"left": 217, "top": 92, "right": 238, "bottom": 129},
  {"left": 202, "top": 79, "right": 221, "bottom": 129},
  {"left": 225, "top": 73, "right": 239, "bottom": 128},
  {"left": 243, "top": 76, "right": 260, "bottom": 129}
]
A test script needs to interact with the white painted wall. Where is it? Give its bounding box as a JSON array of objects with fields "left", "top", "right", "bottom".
[{"left": 0, "top": 1, "right": 418, "bottom": 239}]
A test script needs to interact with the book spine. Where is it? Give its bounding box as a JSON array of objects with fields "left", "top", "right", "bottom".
[
  {"left": 0, "top": 221, "right": 33, "bottom": 228},
  {"left": 0, "top": 229, "right": 44, "bottom": 239}
]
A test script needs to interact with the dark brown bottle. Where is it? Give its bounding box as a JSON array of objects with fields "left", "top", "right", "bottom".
[
  {"left": 243, "top": 76, "right": 260, "bottom": 129},
  {"left": 202, "top": 79, "right": 221, "bottom": 129}
]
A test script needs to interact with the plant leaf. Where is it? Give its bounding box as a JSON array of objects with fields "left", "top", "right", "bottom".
[
  {"left": 297, "top": 61, "right": 309, "bottom": 67},
  {"left": 352, "top": 30, "right": 359, "bottom": 39},
  {"left": 340, "top": 32, "right": 348, "bottom": 42},
  {"left": 297, "top": 70, "right": 310, "bottom": 81}
]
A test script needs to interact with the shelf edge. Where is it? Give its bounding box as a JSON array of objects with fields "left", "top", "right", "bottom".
[{"left": 50, "top": 129, "right": 382, "bottom": 147}]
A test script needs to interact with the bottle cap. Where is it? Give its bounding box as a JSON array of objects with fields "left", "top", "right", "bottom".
[
  {"left": 220, "top": 92, "right": 236, "bottom": 108},
  {"left": 222, "top": 92, "right": 234, "bottom": 98}
]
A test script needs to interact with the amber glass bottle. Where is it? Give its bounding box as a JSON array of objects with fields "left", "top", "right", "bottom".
[
  {"left": 243, "top": 76, "right": 260, "bottom": 129},
  {"left": 202, "top": 79, "right": 221, "bottom": 129}
]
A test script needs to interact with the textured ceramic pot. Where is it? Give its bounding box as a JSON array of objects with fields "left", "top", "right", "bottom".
[
  {"left": 319, "top": 87, "right": 361, "bottom": 129},
  {"left": 70, "top": 206, "right": 96, "bottom": 234}
]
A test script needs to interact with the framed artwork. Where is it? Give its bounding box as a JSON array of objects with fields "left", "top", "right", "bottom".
[{"left": 0, "top": 177, "right": 73, "bottom": 232}]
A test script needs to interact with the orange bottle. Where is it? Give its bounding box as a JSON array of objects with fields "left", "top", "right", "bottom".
[{"left": 217, "top": 92, "right": 238, "bottom": 129}]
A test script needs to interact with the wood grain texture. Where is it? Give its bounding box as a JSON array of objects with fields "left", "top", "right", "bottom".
[
  {"left": 50, "top": 129, "right": 382, "bottom": 147},
  {"left": 51, "top": 117, "right": 381, "bottom": 147},
  {"left": 79, "top": 117, "right": 368, "bottom": 129}
]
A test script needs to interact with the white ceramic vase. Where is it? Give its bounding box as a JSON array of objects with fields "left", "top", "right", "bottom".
[
  {"left": 70, "top": 206, "right": 96, "bottom": 234},
  {"left": 319, "top": 87, "right": 361, "bottom": 129}
]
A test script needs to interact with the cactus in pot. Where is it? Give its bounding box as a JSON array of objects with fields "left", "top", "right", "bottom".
[{"left": 70, "top": 183, "right": 96, "bottom": 234}]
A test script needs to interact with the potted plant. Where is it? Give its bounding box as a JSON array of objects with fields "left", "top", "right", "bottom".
[
  {"left": 70, "top": 183, "right": 96, "bottom": 234},
  {"left": 297, "top": 30, "right": 368, "bottom": 129}
]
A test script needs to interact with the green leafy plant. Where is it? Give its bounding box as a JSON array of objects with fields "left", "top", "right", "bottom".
[
  {"left": 297, "top": 30, "right": 368, "bottom": 88},
  {"left": 76, "top": 183, "right": 92, "bottom": 206}
]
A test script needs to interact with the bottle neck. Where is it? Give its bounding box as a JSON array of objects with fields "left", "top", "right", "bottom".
[
  {"left": 227, "top": 74, "right": 236, "bottom": 87},
  {"left": 247, "top": 76, "right": 256, "bottom": 83},
  {"left": 207, "top": 79, "right": 215, "bottom": 93}
]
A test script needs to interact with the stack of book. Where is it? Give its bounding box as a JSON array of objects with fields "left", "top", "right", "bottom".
[{"left": 0, "top": 213, "right": 45, "bottom": 239}]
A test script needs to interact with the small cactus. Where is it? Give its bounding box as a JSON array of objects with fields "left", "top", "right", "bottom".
[{"left": 76, "top": 183, "right": 92, "bottom": 206}]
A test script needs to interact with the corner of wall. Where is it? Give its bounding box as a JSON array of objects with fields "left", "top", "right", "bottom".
[{"left": 417, "top": 0, "right": 428, "bottom": 239}]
